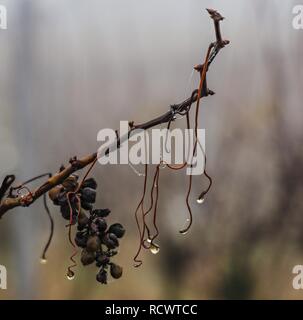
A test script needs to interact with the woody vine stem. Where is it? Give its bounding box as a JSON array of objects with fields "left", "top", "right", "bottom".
[{"left": 0, "top": 9, "right": 229, "bottom": 282}]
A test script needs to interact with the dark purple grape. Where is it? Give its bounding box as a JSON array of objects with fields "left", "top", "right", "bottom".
[
  {"left": 60, "top": 204, "right": 77, "bottom": 222},
  {"left": 75, "top": 232, "right": 88, "bottom": 248},
  {"left": 81, "top": 187, "right": 96, "bottom": 204},
  {"left": 53, "top": 192, "right": 68, "bottom": 206},
  {"left": 102, "top": 233, "right": 119, "bottom": 249},
  {"left": 94, "top": 218, "right": 107, "bottom": 233},
  {"left": 110, "top": 263, "right": 123, "bottom": 279},
  {"left": 96, "top": 269, "right": 107, "bottom": 284},
  {"left": 81, "top": 249, "right": 95, "bottom": 266},
  {"left": 82, "top": 178, "right": 97, "bottom": 190},
  {"left": 92, "top": 209, "right": 111, "bottom": 218},
  {"left": 81, "top": 201, "right": 93, "bottom": 211},
  {"left": 78, "top": 210, "right": 89, "bottom": 227},
  {"left": 108, "top": 223, "right": 125, "bottom": 239},
  {"left": 96, "top": 255, "right": 110, "bottom": 266},
  {"left": 86, "top": 235, "right": 100, "bottom": 252}
]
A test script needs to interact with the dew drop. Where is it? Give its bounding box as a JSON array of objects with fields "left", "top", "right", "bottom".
[
  {"left": 143, "top": 238, "right": 152, "bottom": 248},
  {"left": 40, "top": 258, "right": 47, "bottom": 265},
  {"left": 66, "top": 270, "right": 75, "bottom": 280},
  {"left": 179, "top": 219, "right": 190, "bottom": 235},
  {"left": 180, "top": 229, "right": 189, "bottom": 235},
  {"left": 197, "top": 197, "right": 205, "bottom": 204},
  {"left": 150, "top": 243, "right": 160, "bottom": 255},
  {"left": 128, "top": 163, "right": 145, "bottom": 177},
  {"left": 159, "top": 163, "right": 167, "bottom": 170}
]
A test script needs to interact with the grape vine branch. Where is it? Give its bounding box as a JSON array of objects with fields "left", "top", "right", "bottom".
[{"left": 0, "top": 8, "right": 229, "bottom": 221}]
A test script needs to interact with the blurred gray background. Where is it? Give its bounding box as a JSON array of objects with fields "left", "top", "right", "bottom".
[{"left": 1, "top": 0, "right": 303, "bottom": 299}]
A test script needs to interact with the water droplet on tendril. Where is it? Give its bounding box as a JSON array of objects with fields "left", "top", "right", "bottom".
[
  {"left": 197, "top": 197, "right": 205, "bottom": 204},
  {"left": 159, "top": 163, "right": 167, "bottom": 169},
  {"left": 66, "top": 270, "right": 75, "bottom": 280},
  {"left": 128, "top": 163, "right": 145, "bottom": 177},
  {"left": 143, "top": 238, "right": 152, "bottom": 247},
  {"left": 40, "top": 258, "right": 47, "bottom": 265},
  {"left": 179, "top": 219, "right": 190, "bottom": 235},
  {"left": 180, "top": 229, "right": 189, "bottom": 235},
  {"left": 150, "top": 243, "right": 160, "bottom": 255}
]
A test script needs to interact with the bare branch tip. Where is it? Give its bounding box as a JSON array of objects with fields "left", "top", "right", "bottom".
[{"left": 206, "top": 8, "right": 225, "bottom": 21}]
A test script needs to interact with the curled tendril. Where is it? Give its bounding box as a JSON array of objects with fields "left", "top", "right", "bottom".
[
  {"left": 17, "top": 186, "right": 34, "bottom": 205},
  {"left": 5, "top": 173, "right": 55, "bottom": 262},
  {"left": 133, "top": 164, "right": 148, "bottom": 267},
  {"left": 65, "top": 191, "right": 81, "bottom": 278},
  {"left": 149, "top": 165, "right": 160, "bottom": 243},
  {"left": 141, "top": 164, "right": 160, "bottom": 249},
  {"left": 0, "top": 175, "right": 15, "bottom": 201},
  {"left": 40, "top": 192, "right": 54, "bottom": 262},
  {"left": 178, "top": 44, "right": 213, "bottom": 235}
]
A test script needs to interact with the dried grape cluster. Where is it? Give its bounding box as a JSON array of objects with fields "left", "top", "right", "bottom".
[{"left": 48, "top": 174, "right": 125, "bottom": 284}]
